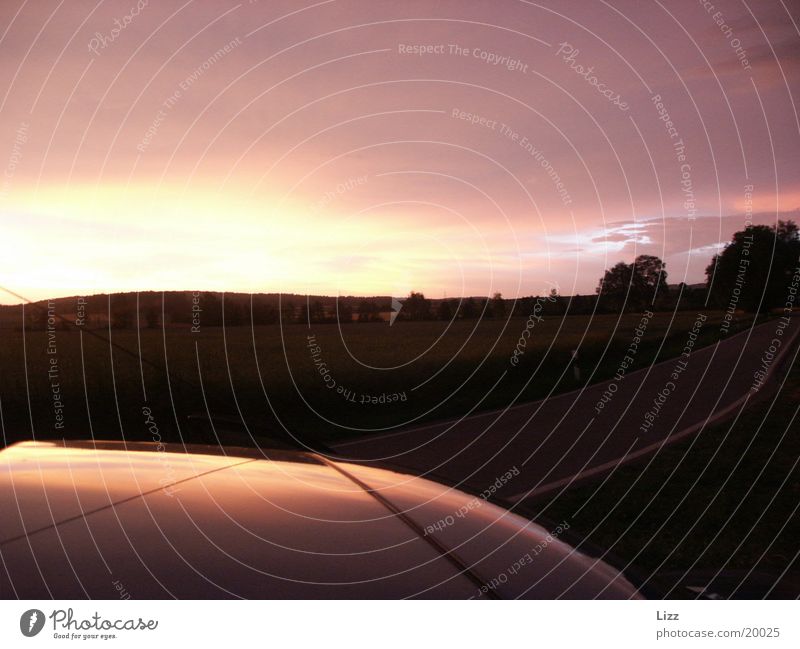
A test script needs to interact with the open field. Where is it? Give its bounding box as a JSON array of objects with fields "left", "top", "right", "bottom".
[{"left": 0, "top": 310, "right": 758, "bottom": 448}]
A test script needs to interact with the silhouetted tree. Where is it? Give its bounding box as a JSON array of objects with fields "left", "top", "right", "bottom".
[
  {"left": 357, "top": 300, "right": 380, "bottom": 322},
  {"left": 337, "top": 303, "right": 353, "bottom": 323},
  {"left": 596, "top": 255, "right": 668, "bottom": 312},
  {"left": 404, "top": 291, "right": 430, "bottom": 321},
  {"left": 437, "top": 299, "right": 454, "bottom": 321},
  {"left": 111, "top": 294, "right": 135, "bottom": 328},
  {"left": 706, "top": 220, "right": 800, "bottom": 312},
  {"left": 281, "top": 300, "right": 296, "bottom": 323},
  {"left": 490, "top": 292, "right": 506, "bottom": 318},
  {"left": 459, "top": 297, "right": 478, "bottom": 319},
  {"left": 201, "top": 292, "right": 222, "bottom": 326},
  {"left": 297, "top": 303, "right": 309, "bottom": 324},
  {"left": 310, "top": 300, "right": 326, "bottom": 323},
  {"left": 251, "top": 300, "right": 279, "bottom": 325}
]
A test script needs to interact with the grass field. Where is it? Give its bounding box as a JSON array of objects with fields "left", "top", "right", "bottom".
[
  {"left": 535, "top": 356, "right": 800, "bottom": 597},
  {"left": 0, "top": 310, "right": 757, "bottom": 448}
]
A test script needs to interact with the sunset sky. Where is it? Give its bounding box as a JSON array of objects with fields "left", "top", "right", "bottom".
[{"left": 1, "top": 0, "right": 798, "bottom": 302}]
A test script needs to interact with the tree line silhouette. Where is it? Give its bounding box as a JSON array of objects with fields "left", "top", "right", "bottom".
[{"left": 3, "top": 221, "right": 797, "bottom": 330}]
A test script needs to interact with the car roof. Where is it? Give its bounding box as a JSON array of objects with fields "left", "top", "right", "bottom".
[{"left": 0, "top": 440, "right": 642, "bottom": 599}]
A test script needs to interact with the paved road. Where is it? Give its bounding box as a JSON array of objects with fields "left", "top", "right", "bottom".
[{"left": 332, "top": 316, "right": 800, "bottom": 505}]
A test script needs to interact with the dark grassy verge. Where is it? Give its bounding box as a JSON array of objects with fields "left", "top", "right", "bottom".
[{"left": 532, "top": 354, "right": 800, "bottom": 597}]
